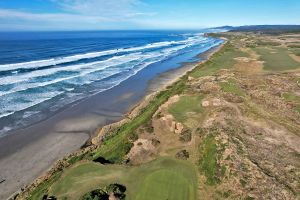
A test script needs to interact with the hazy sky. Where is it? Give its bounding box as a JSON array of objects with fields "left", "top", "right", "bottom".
[{"left": 0, "top": 0, "right": 300, "bottom": 31}]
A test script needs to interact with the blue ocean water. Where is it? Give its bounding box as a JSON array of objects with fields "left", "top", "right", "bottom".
[{"left": 0, "top": 30, "right": 223, "bottom": 136}]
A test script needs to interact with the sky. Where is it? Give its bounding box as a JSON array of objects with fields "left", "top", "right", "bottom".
[{"left": 0, "top": 0, "right": 300, "bottom": 31}]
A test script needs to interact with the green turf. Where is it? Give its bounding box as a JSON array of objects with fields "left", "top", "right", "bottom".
[
  {"left": 219, "top": 78, "right": 245, "bottom": 96},
  {"left": 135, "top": 170, "right": 194, "bottom": 200},
  {"left": 254, "top": 47, "right": 300, "bottom": 71},
  {"left": 49, "top": 157, "right": 197, "bottom": 200},
  {"left": 190, "top": 42, "right": 248, "bottom": 78},
  {"left": 168, "top": 95, "right": 204, "bottom": 122}
]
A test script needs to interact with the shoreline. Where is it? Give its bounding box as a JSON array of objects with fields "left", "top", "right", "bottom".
[{"left": 1, "top": 39, "right": 224, "bottom": 200}]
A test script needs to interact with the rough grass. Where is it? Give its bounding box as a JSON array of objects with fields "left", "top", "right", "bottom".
[
  {"left": 190, "top": 42, "right": 248, "bottom": 78},
  {"left": 50, "top": 157, "right": 197, "bottom": 200},
  {"left": 198, "top": 134, "right": 219, "bottom": 185},
  {"left": 255, "top": 47, "right": 300, "bottom": 71},
  {"left": 219, "top": 78, "right": 245, "bottom": 96},
  {"left": 168, "top": 95, "right": 204, "bottom": 122}
]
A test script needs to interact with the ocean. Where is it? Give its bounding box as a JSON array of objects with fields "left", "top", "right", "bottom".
[{"left": 0, "top": 30, "right": 223, "bottom": 137}]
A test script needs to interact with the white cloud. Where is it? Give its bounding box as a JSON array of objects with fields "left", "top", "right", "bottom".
[
  {"left": 0, "top": 0, "right": 157, "bottom": 30},
  {"left": 53, "top": 0, "right": 150, "bottom": 19},
  {"left": 0, "top": 8, "right": 110, "bottom": 23},
  {"left": 0, "top": 8, "right": 122, "bottom": 30}
]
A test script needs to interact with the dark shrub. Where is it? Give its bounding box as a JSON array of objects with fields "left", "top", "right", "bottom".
[
  {"left": 42, "top": 195, "right": 57, "bottom": 200},
  {"left": 175, "top": 150, "right": 190, "bottom": 160},
  {"left": 128, "top": 132, "right": 138, "bottom": 142},
  {"left": 80, "top": 189, "right": 109, "bottom": 200},
  {"left": 105, "top": 184, "right": 126, "bottom": 200},
  {"left": 93, "top": 157, "right": 112, "bottom": 165},
  {"left": 179, "top": 130, "right": 192, "bottom": 142},
  {"left": 151, "top": 138, "right": 160, "bottom": 147}
]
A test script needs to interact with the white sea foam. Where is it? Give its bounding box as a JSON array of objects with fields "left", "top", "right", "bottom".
[
  {"left": 0, "top": 91, "right": 64, "bottom": 119},
  {"left": 0, "top": 36, "right": 204, "bottom": 72},
  {"left": 0, "top": 35, "right": 219, "bottom": 121},
  {"left": 0, "top": 54, "right": 137, "bottom": 86},
  {"left": 0, "top": 53, "right": 146, "bottom": 96},
  {"left": 0, "top": 43, "right": 190, "bottom": 97}
]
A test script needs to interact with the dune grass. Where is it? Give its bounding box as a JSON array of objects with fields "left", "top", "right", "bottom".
[
  {"left": 255, "top": 47, "right": 300, "bottom": 71},
  {"left": 168, "top": 95, "right": 204, "bottom": 123},
  {"left": 220, "top": 78, "right": 245, "bottom": 96},
  {"left": 50, "top": 157, "right": 197, "bottom": 200}
]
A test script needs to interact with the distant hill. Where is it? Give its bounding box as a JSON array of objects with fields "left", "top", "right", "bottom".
[{"left": 216, "top": 25, "right": 300, "bottom": 35}]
